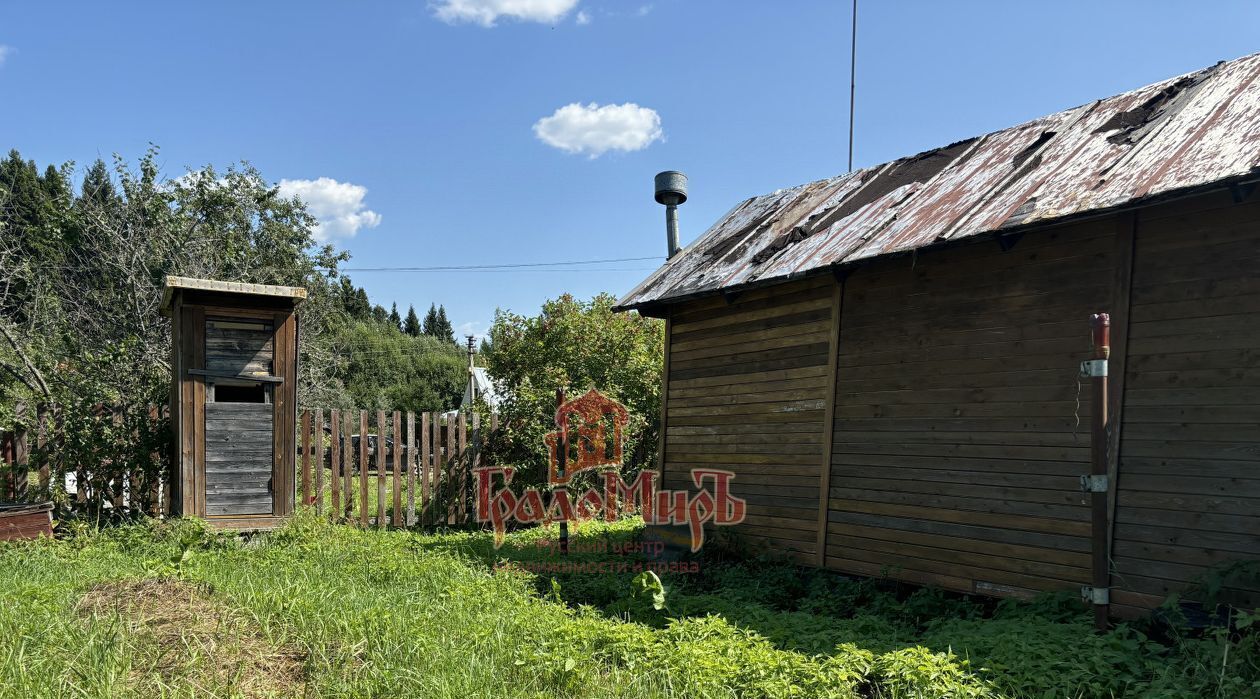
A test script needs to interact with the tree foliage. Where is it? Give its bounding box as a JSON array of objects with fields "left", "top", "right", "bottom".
[
  {"left": 423, "top": 303, "right": 455, "bottom": 343},
  {"left": 0, "top": 147, "right": 467, "bottom": 512},
  {"left": 483, "top": 293, "right": 663, "bottom": 487},
  {"left": 403, "top": 304, "right": 421, "bottom": 337}
]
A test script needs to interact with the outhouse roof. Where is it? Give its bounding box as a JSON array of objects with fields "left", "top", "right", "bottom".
[{"left": 160, "top": 276, "right": 308, "bottom": 313}]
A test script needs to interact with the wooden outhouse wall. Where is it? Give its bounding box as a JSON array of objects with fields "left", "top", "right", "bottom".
[
  {"left": 1110, "top": 194, "right": 1260, "bottom": 614},
  {"left": 663, "top": 276, "right": 836, "bottom": 563}
]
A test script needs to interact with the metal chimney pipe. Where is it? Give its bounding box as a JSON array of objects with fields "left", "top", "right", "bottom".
[{"left": 654, "top": 171, "right": 688, "bottom": 259}]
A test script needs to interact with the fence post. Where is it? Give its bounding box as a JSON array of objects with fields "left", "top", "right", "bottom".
[
  {"left": 314, "top": 410, "right": 324, "bottom": 515},
  {"left": 36, "top": 405, "right": 50, "bottom": 498},
  {"left": 13, "top": 402, "right": 29, "bottom": 500}
]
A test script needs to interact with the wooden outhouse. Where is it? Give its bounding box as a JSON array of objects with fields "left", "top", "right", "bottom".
[
  {"left": 617, "top": 53, "right": 1260, "bottom": 617},
  {"left": 161, "top": 276, "right": 305, "bottom": 529}
]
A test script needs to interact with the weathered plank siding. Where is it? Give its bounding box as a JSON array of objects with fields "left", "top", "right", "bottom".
[
  {"left": 824, "top": 219, "right": 1112, "bottom": 597},
  {"left": 1110, "top": 195, "right": 1260, "bottom": 614},
  {"left": 665, "top": 276, "right": 835, "bottom": 563},
  {"left": 204, "top": 403, "right": 273, "bottom": 516}
]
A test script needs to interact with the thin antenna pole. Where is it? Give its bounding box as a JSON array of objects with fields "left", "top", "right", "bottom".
[{"left": 847, "top": 0, "right": 858, "bottom": 172}]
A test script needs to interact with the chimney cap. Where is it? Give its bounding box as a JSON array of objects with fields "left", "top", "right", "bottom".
[{"left": 654, "top": 170, "right": 688, "bottom": 206}]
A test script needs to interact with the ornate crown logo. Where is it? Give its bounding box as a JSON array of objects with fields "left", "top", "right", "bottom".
[{"left": 544, "top": 389, "right": 630, "bottom": 486}]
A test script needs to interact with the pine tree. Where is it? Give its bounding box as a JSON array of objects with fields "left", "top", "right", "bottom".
[
  {"left": 435, "top": 305, "right": 455, "bottom": 343},
  {"left": 388, "top": 302, "right": 402, "bottom": 331},
  {"left": 403, "top": 305, "right": 421, "bottom": 337},
  {"left": 371, "top": 304, "right": 388, "bottom": 324},
  {"left": 422, "top": 303, "right": 440, "bottom": 338},
  {"left": 79, "top": 158, "right": 120, "bottom": 211}
]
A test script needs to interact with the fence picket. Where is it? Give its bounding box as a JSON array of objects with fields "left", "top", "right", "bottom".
[
  {"left": 37, "top": 407, "right": 50, "bottom": 497},
  {"left": 314, "top": 409, "right": 325, "bottom": 515},
  {"left": 330, "top": 410, "right": 341, "bottom": 519},
  {"left": 406, "top": 411, "right": 416, "bottom": 527},
  {"left": 445, "top": 415, "right": 455, "bottom": 525},
  {"left": 392, "top": 411, "right": 402, "bottom": 528},
  {"left": 471, "top": 411, "right": 480, "bottom": 528},
  {"left": 359, "top": 410, "right": 369, "bottom": 527},
  {"left": 301, "top": 410, "right": 312, "bottom": 507},
  {"left": 420, "top": 412, "right": 431, "bottom": 526},
  {"left": 457, "top": 412, "right": 467, "bottom": 524},
  {"left": 343, "top": 410, "right": 355, "bottom": 520},
  {"left": 376, "top": 410, "right": 386, "bottom": 528}
]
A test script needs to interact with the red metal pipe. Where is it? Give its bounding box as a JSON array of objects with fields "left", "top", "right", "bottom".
[{"left": 1089, "top": 312, "right": 1111, "bottom": 630}]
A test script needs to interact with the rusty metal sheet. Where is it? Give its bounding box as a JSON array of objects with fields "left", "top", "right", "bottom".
[{"left": 616, "top": 52, "right": 1260, "bottom": 312}]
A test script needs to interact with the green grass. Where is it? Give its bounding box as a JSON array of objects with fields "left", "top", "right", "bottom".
[{"left": 0, "top": 513, "right": 1255, "bottom": 698}]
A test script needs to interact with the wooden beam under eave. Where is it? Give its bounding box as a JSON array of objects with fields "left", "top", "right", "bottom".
[{"left": 815, "top": 276, "right": 844, "bottom": 567}]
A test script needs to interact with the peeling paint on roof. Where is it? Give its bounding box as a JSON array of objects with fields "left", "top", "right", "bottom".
[{"left": 616, "top": 53, "right": 1260, "bottom": 312}]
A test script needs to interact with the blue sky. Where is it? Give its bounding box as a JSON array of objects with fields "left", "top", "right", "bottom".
[{"left": 2, "top": 1, "right": 1259, "bottom": 339}]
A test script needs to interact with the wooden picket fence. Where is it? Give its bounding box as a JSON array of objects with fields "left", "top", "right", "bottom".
[
  {"left": 0, "top": 402, "right": 168, "bottom": 515},
  {"left": 297, "top": 409, "right": 497, "bottom": 529},
  {"left": 1, "top": 402, "right": 494, "bottom": 529}
]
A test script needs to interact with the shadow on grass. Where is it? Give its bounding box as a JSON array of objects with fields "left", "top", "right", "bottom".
[{"left": 405, "top": 520, "right": 1069, "bottom": 658}]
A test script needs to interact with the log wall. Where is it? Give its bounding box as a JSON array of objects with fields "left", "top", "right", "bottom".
[
  {"left": 1110, "top": 195, "right": 1260, "bottom": 614},
  {"left": 659, "top": 190, "right": 1260, "bottom": 612},
  {"left": 664, "top": 276, "right": 835, "bottom": 564}
]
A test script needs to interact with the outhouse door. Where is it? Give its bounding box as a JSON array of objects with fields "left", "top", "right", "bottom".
[{"left": 203, "top": 317, "right": 277, "bottom": 516}]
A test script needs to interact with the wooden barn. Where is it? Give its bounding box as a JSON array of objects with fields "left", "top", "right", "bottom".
[
  {"left": 161, "top": 277, "right": 305, "bottom": 530},
  {"left": 617, "top": 54, "right": 1260, "bottom": 618}
]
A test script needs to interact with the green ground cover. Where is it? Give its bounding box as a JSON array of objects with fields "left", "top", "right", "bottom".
[{"left": 0, "top": 513, "right": 1254, "bottom": 698}]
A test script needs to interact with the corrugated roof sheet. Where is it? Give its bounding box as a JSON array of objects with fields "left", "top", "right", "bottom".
[{"left": 616, "top": 53, "right": 1260, "bottom": 312}]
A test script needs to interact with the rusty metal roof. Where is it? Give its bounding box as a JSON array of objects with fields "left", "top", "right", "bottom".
[{"left": 616, "top": 53, "right": 1260, "bottom": 312}]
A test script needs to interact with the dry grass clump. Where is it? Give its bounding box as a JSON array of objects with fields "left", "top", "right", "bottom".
[{"left": 78, "top": 578, "right": 306, "bottom": 698}]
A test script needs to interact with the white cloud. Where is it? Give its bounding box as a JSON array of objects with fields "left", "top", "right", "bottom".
[
  {"left": 0, "top": 45, "right": 14, "bottom": 67},
  {"left": 456, "top": 321, "right": 487, "bottom": 342},
  {"left": 277, "top": 177, "right": 382, "bottom": 242},
  {"left": 575, "top": 9, "right": 591, "bottom": 24},
  {"left": 636, "top": 4, "right": 652, "bottom": 16},
  {"left": 533, "top": 102, "right": 663, "bottom": 158},
  {"left": 431, "top": 0, "right": 579, "bottom": 27}
]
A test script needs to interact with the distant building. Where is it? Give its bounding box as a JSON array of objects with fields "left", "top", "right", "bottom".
[{"left": 462, "top": 366, "right": 500, "bottom": 412}]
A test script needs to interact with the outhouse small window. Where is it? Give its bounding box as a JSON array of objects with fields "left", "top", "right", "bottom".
[{"left": 209, "top": 381, "right": 270, "bottom": 404}]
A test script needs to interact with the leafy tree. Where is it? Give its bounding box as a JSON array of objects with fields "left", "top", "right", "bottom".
[
  {"left": 388, "top": 302, "right": 402, "bottom": 331},
  {"left": 403, "top": 305, "right": 421, "bottom": 337},
  {"left": 337, "top": 321, "right": 465, "bottom": 412},
  {"left": 483, "top": 293, "right": 663, "bottom": 488},
  {"left": 0, "top": 148, "right": 354, "bottom": 510}
]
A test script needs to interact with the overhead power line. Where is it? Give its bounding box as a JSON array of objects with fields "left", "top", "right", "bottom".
[{"left": 342, "top": 256, "right": 662, "bottom": 272}]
